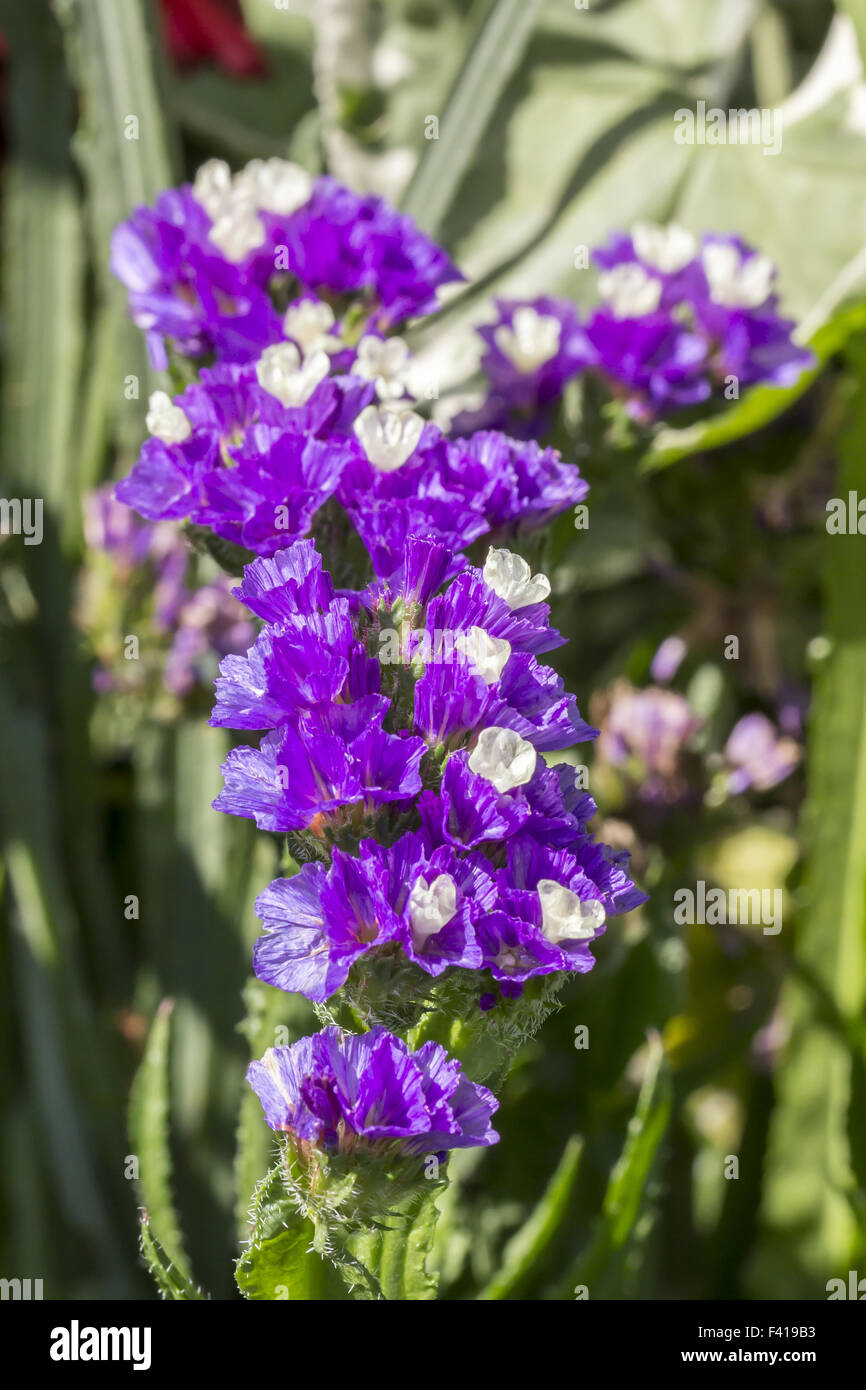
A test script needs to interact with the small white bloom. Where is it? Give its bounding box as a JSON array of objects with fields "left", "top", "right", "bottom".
[
  {"left": 146, "top": 390, "right": 191, "bottom": 445},
  {"left": 632, "top": 221, "right": 696, "bottom": 274},
  {"left": 255, "top": 343, "right": 330, "bottom": 407},
  {"left": 537, "top": 881, "right": 606, "bottom": 944},
  {"left": 353, "top": 335, "right": 412, "bottom": 400},
  {"left": 208, "top": 189, "right": 266, "bottom": 263},
  {"left": 701, "top": 242, "right": 775, "bottom": 309},
  {"left": 408, "top": 873, "right": 458, "bottom": 947},
  {"left": 237, "top": 158, "right": 313, "bottom": 217},
  {"left": 598, "top": 262, "right": 663, "bottom": 318},
  {"left": 493, "top": 305, "right": 562, "bottom": 373},
  {"left": 461, "top": 626, "right": 511, "bottom": 685},
  {"left": 483, "top": 547, "right": 551, "bottom": 610},
  {"left": 468, "top": 726, "right": 536, "bottom": 793},
  {"left": 353, "top": 404, "right": 424, "bottom": 471},
  {"left": 283, "top": 300, "right": 342, "bottom": 356},
  {"left": 192, "top": 158, "right": 233, "bottom": 219}
]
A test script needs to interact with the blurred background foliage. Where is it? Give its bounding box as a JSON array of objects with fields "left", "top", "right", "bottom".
[{"left": 1, "top": 0, "right": 865, "bottom": 1299}]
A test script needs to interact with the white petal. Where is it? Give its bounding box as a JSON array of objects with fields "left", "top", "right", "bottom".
[
  {"left": 145, "top": 390, "right": 191, "bottom": 444},
  {"left": 537, "top": 880, "right": 606, "bottom": 943},
  {"left": 467, "top": 726, "right": 536, "bottom": 792},
  {"left": 632, "top": 221, "right": 696, "bottom": 274},
  {"left": 192, "top": 158, "right": 233, "bottom": 218},
  {"left": 494, "top": 305, "right": 561, "bottom": 373},
  {"left": 461, "top": 626, "right": 511, "bottom": 685},
  {"left": 483, "top": 546, "right": 551, "bottom": 609},
  {"left": 256, "top": 343, "right": 329, "bottom": 407},
  {"left": 598, "top": 263, "right": 663, "bottom": 319},
  {"left": 409, "top": 873, "right": 458, "bottom": 946},
  {"left": 353, "top": 405, "right": 424, "bottom": 471}
]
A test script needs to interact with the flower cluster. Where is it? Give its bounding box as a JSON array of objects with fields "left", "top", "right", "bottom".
[
  {"left": 247, "top": 1026, "right": 498, "bottom": 1156},
  {"left": 76, "top": 485, "right": 253, "bottom": 703},
  {"left": 454, "top": 223, "right": 813, "bottom": 432},
  {"left": 112, "top": 159, "right": 585, "bottom": 585},
  {"left": 110, "top": 157, "right": 461, "bottom": 370},
  {"left": 111, "top": 158, "right": 645, "bottom": 1180},
  {"left": 211, "top": 536, "right": 645, "bottom": 1007},
  {"left": 591, "top": 676, "right": 802, "bottom": 820}
]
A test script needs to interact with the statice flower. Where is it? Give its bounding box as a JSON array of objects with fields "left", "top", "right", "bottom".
[
  {"left": 211, "top": 536, "right": 645, "bottom": 1008},
  {"left": 593, "top": 680, "right": 702, "bottom": 806},
  {"left": 452, "top": 298, "right": 592, "bottom": 436},
  {"left": 724, "top": 712, "right": 801, "bottom": 794},
  {"left": 76, "top": 485, "right": 253, "bottom": 702},
  {"left": 460, "top": 224, "right": 812, "bottom": 430},
  {"left": 110, "top": 158, "right": 462, "bottom": 369},
  {"left": 247, "top": 1026, "right": 499, "bottom": 1156},
  {"left": 115, "top": 354, "right": 587, "bottom": 580}
]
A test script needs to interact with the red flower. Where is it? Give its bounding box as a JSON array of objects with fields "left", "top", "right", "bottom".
[{"left": 157, "top": 0, "right": 265, "bottom": 77}]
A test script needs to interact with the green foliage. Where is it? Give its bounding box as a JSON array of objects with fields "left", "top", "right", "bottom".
[
  {"left": 549, "top": 1034, "right": 671, "bottom": 1299},
  {"left": 477, "top": 1135, "right": 583, "bottom": 1299},
  {"left": 750, "top": 335, "right": 866, "bottom": 1296},
  {"left": 128, "top": 1001, "right": 194, "bottom": 1287}
]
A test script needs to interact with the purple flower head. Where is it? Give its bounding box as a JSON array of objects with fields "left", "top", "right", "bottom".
[
  {"left": 457, "top": 297, "right": 591, "bottom": 435},
  {"left": 724, "top": 712, "right": 801, "bottom": 794},
  {"left": 214, "top": 707, "right": 425, "bottom": 832},
  {"left": 253, "top": 831, "right": 494, "bottom": 999},
  {"left": 110, "top": 160, "right": 462, "bottom": 369},
  {"left": 115, "top": 362, "right": 367, "bottom": 551},
  {"left": 78, "top": 485, "right": 254, "bottom": 699},
  {"left": 247, "top": 1026, "right": 498, "bottom": 1155},
  {"left": 595, "top": 682, "right": 701, "bottom": 805}
]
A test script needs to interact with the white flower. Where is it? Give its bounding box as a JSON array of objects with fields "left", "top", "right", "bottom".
[
  {"left": 483, "top": 547, "right": 551, "bottom": 610},
  {"left": 208, "top": 189, "right": 266, "bottom": 263},
  {"left": 236, "top": 158, "right": 313, "bottom": 217},
  {"left": 493, "top": 305, "right": 562, "bottom": 373},
  {"left": 283, "top": 300, "right": 342, "bottom": 356},
  {"left": 192, "top": 158, "right": 233, "bottom": 219},
  {"left": 353, "top": 335, "right": 412, "bottom": 400},
  {"left": 598, "top": 262, "right": 663, "bottom": 318},
  {"left": 255, "top": 343, "right": 330, "bottom": 407},
  {"left": 408, "top": 873, "right": 458, "bottom": 947},
  {"left": 461, "top": 627, "right": 511, "bottom": 685},
  {"left": 632, "top": 221, "right": 696, "bottom": 274},
  {"left": 701, "top": 242, "right": 775, "bottom": 309},
  {"left": 537, "top": 881, "right": 606, "bottom": 944},
  {"left": 353, "top": 404, "right": 424, "bottom": 471},
  {"left": 145, "top": 390, "right": 191, "bottom": 445},
  {"left": 467, "top": 726, "right": 536, "bottom": 792}
]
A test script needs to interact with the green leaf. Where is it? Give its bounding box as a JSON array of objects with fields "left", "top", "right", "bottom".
[
  {"left": 235, "top": 1164, "right": 345, "bottom": 1300},
  {"left": 346, "top": 1189, "right": 442, "bottom": 1301},
  {"left": 749, "top": 333, "right": 866, "bottom": 1296},
  {"left": 128, "top": 999, "right": 193, "bottom": 1285},
  {"left": 550, "top": 1033, "right": 671, "bottom": 1299},
  {"left": 477, "top": 1135, "right": 583, "bottom": 1300},
  {"left": 53, "top": 0, "right": 177, "bottom": 447},
  {"left": 138, "top": 1217, "right": 207, "bottom": 1301},
  {"left": 400, "top": 0, "right": 545, "bottom": 236},
  {"left": 641, "top": 303, "right": 866, "bottom": 472}
]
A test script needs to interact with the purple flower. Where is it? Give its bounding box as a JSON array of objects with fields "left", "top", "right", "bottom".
[
  {"left": 110, "top": 162, "right": 462, "bottom": 369},
  {"left": 583, "top": 311, "right": 710, "bottom": 418},
  {"left": 214, "top": 708, "right": 426, "bottom": 831},
  {"left": 454, "top": 298, "right": 591, "bottom": 435},
  {"left": 596, "top": 682, "right": 701, "bottom": 804},
  {"left": 253, "top": 832, "right": 494, "bottom": 999},
  {"left": 247, "top": 1026, "right": 498, "bottom": 1155},
  {"left": 724, "top": 713, "right": 801, "bottom": 794}
]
